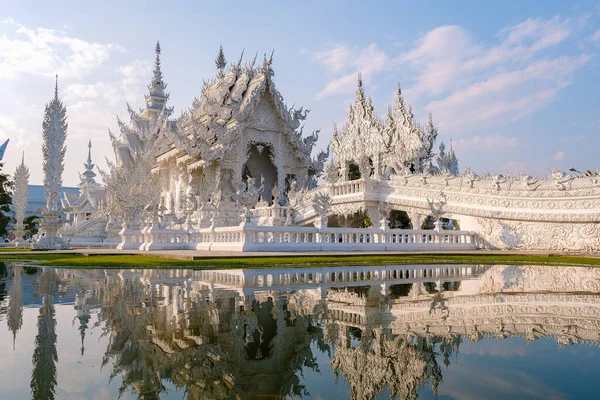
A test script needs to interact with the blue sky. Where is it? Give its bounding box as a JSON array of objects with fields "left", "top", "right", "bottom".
[{"left": 1, "top": 0, "right": 599, "bottom": 185}]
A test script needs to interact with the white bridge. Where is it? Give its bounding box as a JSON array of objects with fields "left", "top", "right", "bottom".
[{"left": 111, "top": 171, "right": 600, "bottom": 252}]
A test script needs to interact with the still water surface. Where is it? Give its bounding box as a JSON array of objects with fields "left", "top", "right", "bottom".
[{"left": 0, "top": 262, "right": 599, "bottom": 399}]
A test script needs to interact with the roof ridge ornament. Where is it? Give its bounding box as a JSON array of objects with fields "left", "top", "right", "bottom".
[{"left": 237, "top": 48, "right": 244, "bottom": 68}]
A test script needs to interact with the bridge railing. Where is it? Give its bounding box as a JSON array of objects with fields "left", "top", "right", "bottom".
[
  {"left": 185, "top": 224, "right": 477, "bottom": 252},
  {"left": 331, "top": 179, "right": 366, "bottom": 196},
  {"left": 68, "top": 241, "right": 119, "bottom": 249}
]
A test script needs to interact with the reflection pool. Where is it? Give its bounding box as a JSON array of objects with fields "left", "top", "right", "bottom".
[{"left": 0, "top": 262, "right": 599, "bottom": 399}]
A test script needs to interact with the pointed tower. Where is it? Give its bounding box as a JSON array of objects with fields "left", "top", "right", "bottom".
[
  {"left": 215, "top": 44, "right": 227, "bottom": 78},
  {"left": 144, "top": 41, "right": 170, "bottom": 116},
  {"left": 12, "top": 152, "right": 29, "bottom": 242},
  {"left": 355, "top": 73, "right": 366, "bottom": 107},
  {"left": 34, "top": 75, "right": 67, "bottom": 249},
  {"left": 80, "top": 140, "right": 96, "bottom": 185},
  {"left": 42, "top": 75, "right": 67, "bottom": 213}
]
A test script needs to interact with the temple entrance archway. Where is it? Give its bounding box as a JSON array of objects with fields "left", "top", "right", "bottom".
[{"left": 243, "top": 142, "right": 278, "bottom": 204}]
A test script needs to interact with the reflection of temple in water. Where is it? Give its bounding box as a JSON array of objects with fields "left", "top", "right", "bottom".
[{"left": 21, "top": 264, "right": 600, "bottom": 400}]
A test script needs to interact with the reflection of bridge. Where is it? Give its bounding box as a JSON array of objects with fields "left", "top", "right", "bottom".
[
  {"left": 187, "top": 264, "right": 483, "bottom": 294},
  {"left": 84, "top": 263, "right": 600, "bottom": 347}
]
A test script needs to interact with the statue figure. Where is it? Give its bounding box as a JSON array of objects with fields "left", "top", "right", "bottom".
[
  {"left": 358, "top": 154, "right": 372, "bottom": 179},
  {"left": 490, "top": 174, "right": 507, "bottom": 191},
  {"left": 441, "top": 171, "right": 455, "bottom": 186},
  {"left": 427, "top": 191, "right": 447, "bottom": 232},
  {"left": 284, "top": 180, "right": 309, "bottom": 226},
  {"left": 519, "top": 172, "right": 539, "bottom": 190},
  {"left": 233, "top": 176, "right": 265, "bottom": 223},
  {"left": 312, "top": 193, "right": 332, "bottom": 216},
  {"left": 463, "top": 168, "right": 478, "bottom": 188},
  {"left": 551, "top": 168, "right": 573, "bottom": 190}
]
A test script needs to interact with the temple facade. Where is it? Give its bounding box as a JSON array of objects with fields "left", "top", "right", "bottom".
[
  {"left": 109, "top": 43, "right": 327, "bottom": 228},
  {"left": 48, "top": 41, "right": 600, "bottom": 252}
]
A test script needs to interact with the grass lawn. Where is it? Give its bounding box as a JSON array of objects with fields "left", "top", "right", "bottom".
[
  {"left": 0, "top": 252, "right": 599, "bottom": 268},
  {"left": 0, "top": 247, "right": 30, "bottom": 251}
]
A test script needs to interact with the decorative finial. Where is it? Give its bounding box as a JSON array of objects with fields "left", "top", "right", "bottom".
[
  {"left": 21, "top": 151, "right": 24, "bottom": 165},
  {"left": 269, "top": 49, "right": 274, "bottom": 64},
  {"left": 215, "top": 45, "right": 227, "bottom": 75},
  {"left": 54, "top": 74, "right": 59, "bottom": 100},
  {"left": 147, "top": 40, "right": 167, "bottom": 99},
  {"left": 237, "top": 48, "right": 245, "bottom": 67},
  {"left": 357, "top": 73, "right": 363, "bottom": 88}
]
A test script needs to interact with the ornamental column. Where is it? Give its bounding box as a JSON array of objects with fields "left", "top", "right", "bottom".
[{"left": 34, "top": 75, "right": 67, "bottom": 250}]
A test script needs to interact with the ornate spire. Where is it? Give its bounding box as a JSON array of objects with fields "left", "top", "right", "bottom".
[
  {"left": 215, "top": 45, "right": 227, "bottom": 77},
  {"left": 355, "top": 73, "right": 366, "bottom": 105},
  {"left": 12, "top": 154, "right": 29, "bottom": 233},
  {"left": 81, "top": 139, "right": 96, "bottom": 184},
  {"left": 145, "top": 40, "right": 169, "bottom": 113},
  {"left": 54, "top": 74, "right": 59, "bottom": 101},
  {"left": 42, "top": 78, "right": 67, "bottom": 213}
]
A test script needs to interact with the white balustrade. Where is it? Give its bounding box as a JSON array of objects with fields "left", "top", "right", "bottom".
[
  {"left": 68, "top": 242, "right": 119, "bottom": 249},
  {"left": 117, "top": 223, "right": 477, "bottom": 252}
]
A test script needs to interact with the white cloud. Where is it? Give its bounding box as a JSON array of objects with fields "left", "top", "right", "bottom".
[
  {"left": 553, "top": 150, "right": 565, "bottom": 160},
  {"left": 313, "top": 43, "right": 388, "bottom": 99},
  {"left": 313, "top": 44, "right": 353, "bottom": 73},
  {"left": 499, "top": 15, "right": 574, "bottom": 51},
  {"left": 452, "top": 135, "right": 519, "bottom": 152},
  {"left": 428, "top": 55, "right": 590, "bottom": 133},
  {"left": 501, "top": 160, "right": 530, "bottom": 174},
  {"left": 591, "top": 29, "right": 600, "bottom": 43},
  {"left": 0, "top": 20, "right": 122, "bottom": 80},
  {"left": 116, "top": 59, "right": 152, "bottom": 84},
  {"left": 312, "top": 15, "right": 592, "bottom": 136},
  {"left": 399, "top": 25, "right": 479, "bottom": 96},
  {"left": 64, "top": 59, "right": 152, "bottom": 106}
]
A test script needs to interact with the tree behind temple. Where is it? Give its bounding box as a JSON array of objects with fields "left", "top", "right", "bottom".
[{"left": 0, "top": 163, "right": 13, "bottom": 237}]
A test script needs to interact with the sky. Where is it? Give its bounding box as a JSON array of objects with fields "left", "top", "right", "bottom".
[{"left": 0, "top": 0, "right": 599, "bottom": 186}]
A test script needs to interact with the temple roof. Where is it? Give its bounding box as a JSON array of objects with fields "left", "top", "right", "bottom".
[{"left": 170, "top": 49, "right": 318, "bottom": 166}]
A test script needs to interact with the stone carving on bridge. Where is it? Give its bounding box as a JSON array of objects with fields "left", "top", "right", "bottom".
[
  {"left": 519, "top": 172, "right": 540, "bottom": 190},
  {"left": 551, "top": 168, "right": 574, "bottom": 190},
  {"left": 427, "top": 191, "right": 447, "bottom": 231},
  {"left": 312, "top": 193, "right": 332, "bottom": 227}
]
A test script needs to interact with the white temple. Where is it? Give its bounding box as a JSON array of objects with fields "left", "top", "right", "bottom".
[
  {"left": 59, "top": 140, "right": 107, "bottom": 242},
  {"left": 38, "top": 42, "right": 600, "bottom": 252}
]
